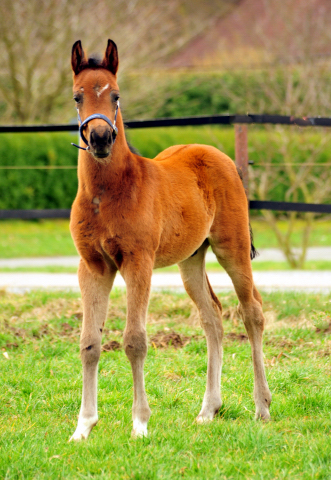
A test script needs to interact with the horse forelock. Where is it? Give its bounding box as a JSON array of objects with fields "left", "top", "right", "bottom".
[{"left": 76, "top": 54, "right": 104, "bottom": 73}]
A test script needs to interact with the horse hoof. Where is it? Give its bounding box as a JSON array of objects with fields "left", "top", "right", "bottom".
[
  {"left": 196, "top": 414, "right": 213, "bottom": 424},
  {"left": 255, "top": 410, "right": 271, "bottom": 422},
  {"left": 69, "top": 416, "right": 98, "bottom": 442},
  {"left": 132, "top": 419, "right": 148, "bottom": 438}
]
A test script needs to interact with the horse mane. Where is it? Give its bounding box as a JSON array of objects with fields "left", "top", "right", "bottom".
[
  {"left": 77, "top": 54, "right": 104, "bottom": 72},
  {"left": 126, "top": 140, "right": 140, "bottom": 155}
]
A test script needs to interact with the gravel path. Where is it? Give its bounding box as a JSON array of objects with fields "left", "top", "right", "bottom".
[
  {"left": 0, "top": 270, "right": 330, "bottom": 294},
  {"left": 0, "top": 248, "right": 330, "bottom": 293},
  {"left": 0, "top": 247, "right": 331, "bottom": 268}
]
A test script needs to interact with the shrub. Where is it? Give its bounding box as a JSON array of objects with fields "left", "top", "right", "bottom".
[
  {"left": 1, "top": 126, "right": 331, "bottom": 212},
  {"left": 0, "top": 133, "right": 78, "bottom": 209}
]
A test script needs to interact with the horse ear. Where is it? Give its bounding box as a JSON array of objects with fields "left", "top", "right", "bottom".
[
  {"left": 71, "top": 40, "right": 86, "bottom": 75},
  {"left": 102, "top": 39, "right": 118, "bottom": 76}
]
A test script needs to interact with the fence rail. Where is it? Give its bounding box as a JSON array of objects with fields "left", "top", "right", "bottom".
[
  {"left": 1, "top": 201, "right": 330, "bottom": 221},
  {"left": 2, "top": 114, "right": 331, "bottom": 133},
  {"left": 1, "top": 113, "right": 331, "bottom": 218}
]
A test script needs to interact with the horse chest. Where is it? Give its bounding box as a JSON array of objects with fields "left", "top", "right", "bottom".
[{"left": 71, "top": 198, "right": 156, "bottom": 272}]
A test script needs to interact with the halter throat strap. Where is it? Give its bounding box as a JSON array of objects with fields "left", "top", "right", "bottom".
[{"left": 71, "top": 102, "right": 119, "bottom": 151}]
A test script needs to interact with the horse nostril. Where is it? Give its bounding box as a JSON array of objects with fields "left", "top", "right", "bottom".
[
  {"left": 90, "top": 127, "right": 112, "bottom": 148},
  {"left": 90, "top": 130, "right": 96, "bottom": 146}
]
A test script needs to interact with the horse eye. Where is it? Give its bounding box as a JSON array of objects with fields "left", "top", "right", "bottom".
[{"left": 73, "top": 95, "right": 81, "bottom": 103}]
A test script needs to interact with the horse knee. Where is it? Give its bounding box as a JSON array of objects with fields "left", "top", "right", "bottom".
[
  {"left": 123, "top": 330, "right": 148, "bottom": 362},
  {"left": 80, "top": 340, "right": 101, "bottom": 365},
  {"left": 199, "top": 302, "right": 223, "bottom": 341},
  {"left": 238, "top": 300, "right": 265, "bottom": 331}
]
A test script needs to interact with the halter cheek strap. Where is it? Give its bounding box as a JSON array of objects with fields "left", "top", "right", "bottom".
[{"left": 71, "top": 101, "right": 119, "bottom": 151}]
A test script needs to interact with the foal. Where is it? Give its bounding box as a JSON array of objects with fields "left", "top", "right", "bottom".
[{"left": 69, "top": 39, "right": 271, "bottom": 441}]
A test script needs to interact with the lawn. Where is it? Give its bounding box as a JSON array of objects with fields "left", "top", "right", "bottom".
[
  {"left": 1, "top": 289, "right": 331, "bottom": 479},
  {"left": 0, "top": 218, "right": 330, "bottom": 272}
]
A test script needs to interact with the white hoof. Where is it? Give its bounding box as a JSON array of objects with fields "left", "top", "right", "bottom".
[
  {"left": 69, "top": 416, "right": 98, "bottom": 442},
  {"left": 132, "top": 419, "right": 148, "bottom": 438},
  {"left": 196, "top": 413, "right": 213, "bottom": 424},
  {"left": 196, "top": 399, "right": 222, "bottom": 424}
]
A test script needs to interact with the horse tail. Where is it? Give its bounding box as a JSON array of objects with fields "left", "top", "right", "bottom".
[
  {"left": 236, "top": 166, "right": 258, "bottom": 261},
  {"left": 249, "top": 224, "right": 259, "bottom": 260}
]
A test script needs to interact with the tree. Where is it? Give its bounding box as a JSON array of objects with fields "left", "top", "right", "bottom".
[
  {"left": 0, "top": 0, "right": 235, "bottom": 124},
  {"left": 249, "top": 127, "right": 331, "bottom": 268}
]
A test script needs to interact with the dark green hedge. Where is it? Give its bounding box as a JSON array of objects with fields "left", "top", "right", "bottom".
[
  {"left": 1, "top": 127, "right": 330, "bottom": 209},
  {"left": 0, "top": 133, "right": 78, "bottom": 209}
]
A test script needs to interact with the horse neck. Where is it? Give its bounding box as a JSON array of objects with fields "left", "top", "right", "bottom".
[{"left": 77, "top": 110, "right": 134, "bottom": 194}]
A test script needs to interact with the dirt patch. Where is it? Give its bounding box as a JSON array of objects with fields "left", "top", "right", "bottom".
[
  {"left": 316, "top": 321, "right": 331, "bottom": 334},
  {"left": 265, "top": 337, "right": 296, "bottom": 349},
  {"left": 317, "top": 348, "right": 331, "bottom": 357},
  {"left": 150, "top": 331, "right": 192, "bottom": 349},
  {"left": 102, "top": 340, "right": 121, "bottom": 351},
  {"left": 61, "top": 322, "right": 74, "bottom": 333},
  {"left": 6, "top": 325, "right": 28, "bottom": 339},
  {"left": 25, "top": 298, "right": 83, "bottom": 323},
  {"left": 223, "top": 306, "right": 240, "bottom": 326},
  {"left": 5, "top": 342, "right": 19, "bottom": 349},
  {"left": 225, "top": 332, "right": 248, "bottom": 342}
]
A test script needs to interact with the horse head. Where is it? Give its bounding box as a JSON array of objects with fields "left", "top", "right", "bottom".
[{"left": 71, "top": 39, "right": 120, "bottom": 160}]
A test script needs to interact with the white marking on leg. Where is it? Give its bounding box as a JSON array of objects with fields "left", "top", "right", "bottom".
[
  {"left": 69, "top": 414, "right": 98, "bottom": 442},
  {"left": 132, "top": 418, "right": 148, "bottom": 438},
  {"left": 196, "top": 414, "right": 213, "bottom": 424}
]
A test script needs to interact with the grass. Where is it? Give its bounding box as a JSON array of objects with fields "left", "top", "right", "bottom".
[
  {"left": 1, "top": 289, "right": 331, "bottom": 479},
  {"left": 1, "top": 260, "right": 331, "bottom": 274},
  {"left": 0, "top": 218, "right": 330, "bottom": 265},
  {"left": 0, "top": 220, "right": 77, "bottom": 258}
]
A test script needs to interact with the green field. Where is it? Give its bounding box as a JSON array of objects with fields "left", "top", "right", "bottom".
[
  {"left": 0, "top": 218, "right": 331, "bottom": 256},
  {"left": 1, "top": 289, "right": 331, "bottom": 479}
]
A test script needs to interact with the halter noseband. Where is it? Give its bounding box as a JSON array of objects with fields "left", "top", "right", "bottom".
[{"left": 71, "top": 101, "right": 119, "bottom": 151}]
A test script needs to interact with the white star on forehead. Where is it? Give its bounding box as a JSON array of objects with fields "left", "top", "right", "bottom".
[{"left": 95, "top": 83, "right": 109, "bottom": 98}]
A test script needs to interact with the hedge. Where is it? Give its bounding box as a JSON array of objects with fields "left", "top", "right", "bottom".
[
  {"left": 0, "top": 133, "right": 78, "bottom": 209},
  {"left": 0, "top": 126, "right": 330, "bottom": 209},
  {"left": 121, "top": 66, "right": 331, "bottom": 120}
]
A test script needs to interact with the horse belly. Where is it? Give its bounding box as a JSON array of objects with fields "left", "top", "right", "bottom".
[{"left": 153, "top": 202, "right": 213, "bottom": 269}]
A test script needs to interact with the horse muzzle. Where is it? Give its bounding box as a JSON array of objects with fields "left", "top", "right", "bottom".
[
  {"left": 89, "top": 125, "right": 114, "bottom": 159},
  {"left": 71, "top": 104, "right": 119, "bottom": 158}
]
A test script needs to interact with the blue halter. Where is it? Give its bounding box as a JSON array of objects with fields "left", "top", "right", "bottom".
[{"left": 71, "top": 101, "right": 119, "bottom": 151}]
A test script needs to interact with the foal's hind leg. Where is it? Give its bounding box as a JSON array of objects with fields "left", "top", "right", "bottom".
[
  {"left": 210, "top": 239, "right": 271, "bottom": 420},
  {"left": 178, "top": 241, "right": 223, "bottom": 423},
  {"left": 70, "top": 260, "right": 116, "bottom": 441}
]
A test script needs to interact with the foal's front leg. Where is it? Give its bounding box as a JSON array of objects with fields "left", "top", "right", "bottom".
[
  {"left": 70, "top": 260, "right": 116, "bottom": 441},
  {"left": 121, "top": 256, "right": 153, "bottom": 438}
]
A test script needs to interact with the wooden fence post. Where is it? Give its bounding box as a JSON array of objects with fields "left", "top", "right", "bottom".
[{"left": 235, "top": 124, "right": 249, "bottom": 198}]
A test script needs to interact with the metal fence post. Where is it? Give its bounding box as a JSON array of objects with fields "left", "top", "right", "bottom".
[{"left": 235, "top": 124, "right": 249, "bottom": 198}]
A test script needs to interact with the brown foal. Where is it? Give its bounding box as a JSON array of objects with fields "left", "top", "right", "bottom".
[{"left": 69, "top": 39, "right": 271, "bottom": 441}]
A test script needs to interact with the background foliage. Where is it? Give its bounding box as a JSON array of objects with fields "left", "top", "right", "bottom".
[
  {"left": 0, "top": 133, "right": 77, "bottom": 209},
  {"left": 1, "top": 0, "right": 331, "bottom": 124},
  {"left": 1, "top": 127, "right": 331, "bottom": 211}
]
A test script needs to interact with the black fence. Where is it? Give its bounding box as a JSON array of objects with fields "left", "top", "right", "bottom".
[
  {"left": 2, "top": 114, "right": 331, "bottom": 133},
  {"left": 1, "top": 114, "right": 331, "bottom": 218}
]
